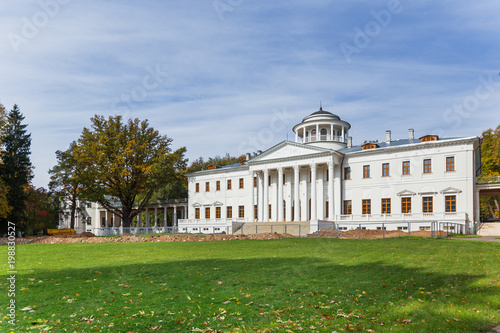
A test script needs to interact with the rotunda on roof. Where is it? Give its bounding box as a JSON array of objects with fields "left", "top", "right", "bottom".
[{"left": 292, "top": 107, "right": 351, "bottom": 150}]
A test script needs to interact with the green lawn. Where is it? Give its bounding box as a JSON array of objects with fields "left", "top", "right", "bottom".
[{"left": 1, "top": 238, "right": 499, "bottom": 332}]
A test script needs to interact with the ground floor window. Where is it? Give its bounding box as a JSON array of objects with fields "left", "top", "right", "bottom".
[
  {"left": 269, "top": 204, "right": 272, "bottom": 219},
  {"left": 325, "top": 201, "right": 329, "bottom": 218},
  {"left": 344, "top": 200, "right": 352, "bottom": 215},
  {"left": 205, "top": 207, "right": 210, "bottom": 219},
  {"left": 423, "top": 197, "right": 433, "bottom": 213},
  {"left": 381, "top": 198, "right": 391, "bottom": 214},
  {"left": 216, "top": 207, "right": 221, "bottom": 219},
  {"left": 254, "top": 205, "right": 257, "bottom": 220},
  {"left": 445, "top": 195, "right": 456, "bottom": 212},
  {"left": 195, "top": 208, "right": 200, "bottom": 219},
  {"left": 362, "top": 199, "right": 371, "bottom": 215},
  {"left": 227, "top": 206, "right": 232, "bottom": 219},
  {"left": 238, "top": 205, "right": 245, "bottom": 218},
  {"left": 401, "top": 197, "right": 411, "bottom": 214}
]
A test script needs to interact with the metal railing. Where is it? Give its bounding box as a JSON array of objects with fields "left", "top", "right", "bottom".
[
  {"left": 316, "top": 221, "right": 466, "bottom": 239},
  {"left": 86, "top": 226, "right": 178, "bottom": 236},
  {"left": 301, "top": 135, "right": 345, "bottom": 143},
  {"left": 477, "top": 176, "right": 500, "bottom": 184},
  {"left": 335, "top": 212, "right": 467, "bottom": 222}
]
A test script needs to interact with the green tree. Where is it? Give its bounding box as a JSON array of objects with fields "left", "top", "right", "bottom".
[
  {"left": 74, "top": 115, "right": 186, "bottom": 228},
  {"left": 25, "top": 186, "right": 58, "bottom": 234},
  {"left": 48, "top": 142, "right": 82, "bottom": 229},
  {"left": 480, "top": 126, "right": 500, "bottom": 219},
  {"left": 0, "top": 104, "right": 32, "bottom": 233},
  {"left": 0, "top": 101, "right": 12, "bottom": 221}
]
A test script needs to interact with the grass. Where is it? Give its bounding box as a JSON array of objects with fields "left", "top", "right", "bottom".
[
  {"left": 1, "top": 238, "right": 499, "bottom": 332},
  {"left": 450, "top": 234, "right": 483, "bottom": 238}
]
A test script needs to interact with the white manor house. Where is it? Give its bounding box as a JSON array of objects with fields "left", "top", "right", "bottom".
[
  {"left": 179, "top": 107, "right": 485, "bottom": 235},
  {"left": 61, "top": 107, "right": 500, "bottom": 236}
]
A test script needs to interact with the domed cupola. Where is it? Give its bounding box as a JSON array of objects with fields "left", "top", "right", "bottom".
[{"left": 292, "top": 107, "right": 351, "bottom": 150}]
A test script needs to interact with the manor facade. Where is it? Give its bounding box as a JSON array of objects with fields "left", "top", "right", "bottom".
[{"left": 180, "top": 108, "right": 481, "bottom": 234}]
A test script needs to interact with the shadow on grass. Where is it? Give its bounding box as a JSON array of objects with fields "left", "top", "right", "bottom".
[{"left": 5, "top": 256, "right": 500, "bottom": 332}]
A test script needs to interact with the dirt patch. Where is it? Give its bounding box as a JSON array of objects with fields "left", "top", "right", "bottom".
[{"left": 0, "top": 232, "right": 296, "bottom": 245}]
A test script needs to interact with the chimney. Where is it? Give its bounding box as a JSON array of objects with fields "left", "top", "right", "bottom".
[
  {"left": 409, "top": 129, "right": 414, "bottom": 141},
  {"left": 347, "top": 136, "right": 352, "bottom": 148},
  {"left": 245, "top": 153, "right": 251, "bottom": 161},
  {"left": 256, "top": 150, "right": 262, "bottom": 155},
  {"left": 386, "top": 130, "right": 391, "bottom": 144}
]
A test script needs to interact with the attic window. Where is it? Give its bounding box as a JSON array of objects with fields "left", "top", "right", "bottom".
[
  {"left": 419, "top": 135, "right": 439, "bottom": 143},
  {"left": 207, "top": 165, "right": 219, "bottom": 170},
  {"left": 361, "top": 143, "right": 379, "bottom": 150}
]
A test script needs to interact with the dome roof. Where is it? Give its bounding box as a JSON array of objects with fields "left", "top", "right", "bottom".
[{"left": 302, "top": 107, "right": 340, "bottom": 122}]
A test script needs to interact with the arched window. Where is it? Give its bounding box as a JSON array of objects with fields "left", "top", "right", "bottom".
[
  {"left": 311, "top": 129, "right": 317, "bottom": 141},
  {"left": 320, "top": 129, "right": 327, "bottom": 140}
]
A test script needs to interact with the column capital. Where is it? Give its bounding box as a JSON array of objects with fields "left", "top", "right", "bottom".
[
  {"left": 293, "top": 165, "right": 300, "bottom": 172},
  {"left": 327, "top": 161, "right": 334, "bottom": 168},
  {"left": 309, "top": 163, "right": 317, "bottom": 171},
  {"left": 263, "top": 168, "right": 269, "bottom": 176},
  {"left": 277, "top": 166, "right": 284, "bottom": 174}
]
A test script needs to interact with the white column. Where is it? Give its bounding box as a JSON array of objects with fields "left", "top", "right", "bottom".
[
  {"left": 474, "top": 189, "right": 480, "bottom": 234},
  {"left": 293, "top": 165, "right": 300, "bottom": 221},
  {"left": 249, "top": 172, "right": 255, "bottom": 221},
  {"left": 154, "top": 207, "right": 158, "bottom": 227},
  {"left": 164, "top": 207, "right": 167, "bottom": 227},
  {"left": 263, "top": 169, "right": 269, "bottom": 222},
  {"left": 331, "top": 124, "right": 334, "bottom": 141},
  {"left": 257, "top": 171, "right": 263, "bottom": 221},
  {"left": 310, "top": 164, "right": 317, "bottom": 221},
  {"left": 184, "top": 206, "right": 187, "bottom": 220},
  {"left": 278, "top": 167, "right": 284, "bottom": 221},
  {"left": 316, "top": 124, "right": 319, "bottom": 140},
  {"left": 334, "top": 164, "right": 342, "bottom": 216},
  {"left": 295, "top": 130, "right": 298, "bottom": 143},
  {"left": 328, "top": 161, "right": 335, "bottom": 220},
  {"left": 318, "top": 167, "right": 324, "bottom": 220},
  {"left": 341, "top": 127, "right": 345, "bottom": 142},
  {"left": 173, "top": 206, "right": 178, "bottom": 226},
  {"left": 302, "top": 127, "right": 306, "bottom": 143}
]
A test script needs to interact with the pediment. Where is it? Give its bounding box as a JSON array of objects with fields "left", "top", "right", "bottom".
[
  {"left": 213, "top": 201, "right": 224, "bottom": 206},
  {"left": 192, "top": 202, "right": 201, "bottom": 207},
  {"left": 440, "top": 187, "right": 462, "bottom": 194},
  {"left": 397, "top": 189, "right": 416, "bottom": 196},
  {"left": 249, "top": 141, "right": 332, "bottom": 163}
]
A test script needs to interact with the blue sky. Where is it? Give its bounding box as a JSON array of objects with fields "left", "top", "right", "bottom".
[{"left": 1, "top": 0, "right": 499, "bottom": 188}]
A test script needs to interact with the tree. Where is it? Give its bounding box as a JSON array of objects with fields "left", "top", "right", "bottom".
[
  {"left": 480, "top": 126, "right": 500, "bottom": 219},
  {"left": 25, "top": 186, "right": 58, "bottom": 234},
  {"left": 48, "top": 142, "right": 82, "bottom": 229},
  {"left": 73, "top": 115, "right": 186, "bottom": 228},
  {"left": 0, "top": 104, "right": 32, "bottom": 233},
  {"left": 0, "top": 101, "right": 12, "bottom": 222}
]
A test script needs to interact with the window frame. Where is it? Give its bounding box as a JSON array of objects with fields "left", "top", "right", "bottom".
[
  {"left": 205, "top": 182, "right": 210, "bottom": 192},
  {"left": 195, "top": 208, "right": 200, "bottom": 219},
  {"left": 344, "top": 200, "right": 352, "bottom": 215},
  {"left": 227, "top": 179, "right": 232, "bottom": 190},
  {"left": 382, "top": 163, "right": 390, "bottom": 177},
  {"left": 445, "top": 195, "right": 456, "bottom": 213},
  {"left": 216, "top": 181, "right": 221, "bottom": 191},
  {"left": 402, "top": 161, "right": 410, "bottom": 175},
  {"left": 195, "top": 183, "right": 199, "bottom": 193},
  {"left": 401, "top": 197, "right": 412, "bottom": 214},
  {"left": 205, "top": 207, "right": 210, "bottom": 219},
  {"left": 227, "top": 206, "right": 232, "bottom": 219},
  {"left": 422, "top": 196, "right": 433, "bottom": 213},
  {"left": 344, "top": 167, "right": 351, "bottom": 180},
  {"left": 238, "top": 205, "right": 245, "bottom": 218},
  {"left": 215, "top": 206, "right": 221, "bottom": 219},
  {"left": 381, "top": 198, "right": 391, "bottom": 214},
  {"left": 446, "top": 156, "right": 455, "bottom": 172},
  {"left": 363, "top": 165, "right": 370, "bottom": 179},
  {"left": 423, "top": 159, "right": 432, "bottom": 174},
  {"left": 239, "top": 178, "right": 244, "bottom": 189},
  {"left": 362, "top": 199, "right": 371, "bottom": 215}
]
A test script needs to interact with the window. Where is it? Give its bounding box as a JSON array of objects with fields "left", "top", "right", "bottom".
[
  {"left": 311, "top": 129, "right": 317, "bottom": 141},
  {"left": 227, "top": 179, "right": 232, "bottom": 190},
  {"left": 445, "top": 195, "right": 456, "bottom": 212},
  {"left": 344, "top": 167, "right": 351, "bottom": 180},
  {"left": 216, "top": 181, "right": 221, "bottom": 191},
  {"left": 446, "top": 157, "right": 455, "bottom": 172},
  {"left": 283, "top": 173, "right": 286, "bottom": 185},
  {"left": 205, "top": 207, "right": 210, "bottom": 219},
  {"left": 325, "top": 201, "right": 329, "bottom": 218},
  {"left": 87, "top": 202, "right": 92, "bottom": 208},
  {"left": 402, "top": 161, "right": 410, "bottom": 175},
  {"left": 268, "top": 175, "right": 271, "bottom": 186},
  {"left": 320, "top": 128, "right": 327, "bottom": 140},
  {"left": 382, "top": 163, "right": 390, "bottom": 177},
  {"left": 362, "top": 199, "right": 371, "bottom": 215},
  {"left": 401, "top": 197, "right": 412, "bottom": 213},
  {"left": 195, "top": 183, "right": 199, "bottom": 192},
  {"left": 254, "top": 177, "right": 257, "bottom": 187},
  {"left": 423, "top": 197, "right": 433, "bottom": 213},
  {"left": 216, "top": 207, "right": 221, "bottom": 219},
  {"left": 227, "top": 206, "right": 232, "bottom": 219},
  {"left": 87, "top": 217, "right": 92, "bottom": 225},
  {"left": 254, "top": 205, "right": 257, "bottom": 219},
  {"left": 205, "top": 182, "right": 210, "bottom": 192},
  {"left": 269, "top": 204, "right": 272, "bottom": 219},
  {"left": 195, "top": 208, "right": 200, "bottom": 219},
  {"left": 423, "top": 159, "right": 432, "bottom": 174},
  {"left": 238, "top": 205, "right": 245, "bottom": 218},
  {"left": 381, "top": 198, "right": 391, "bottom": 214},
  {"left": 363, "top": 165, "right": 370, "bottom": 178},
  {"left": 239, "top": 178, "right": 244, "bottom": 189},
  {"left": 344, "top": 200, "right": 352, "bottom": 215}
]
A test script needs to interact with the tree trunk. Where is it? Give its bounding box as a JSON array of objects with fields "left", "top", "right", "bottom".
[
  {"left": 122, "top": 205, "right": 133, "bottom": 228},
  {"left": 494, "top": 195, "right": 500, "bottom": 217}
]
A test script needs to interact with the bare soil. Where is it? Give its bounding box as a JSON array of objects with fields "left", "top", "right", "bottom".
[
  {"left": 310, "top": 228, "right": 450, "bottom": 239},
  {"left": 1, "top": 232, "right": 296, "bottom": 245}
]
